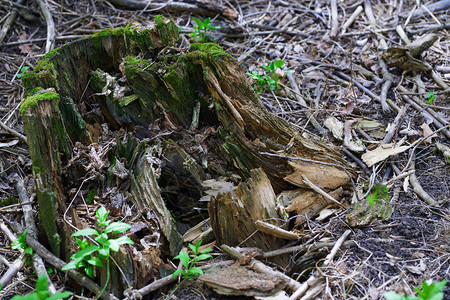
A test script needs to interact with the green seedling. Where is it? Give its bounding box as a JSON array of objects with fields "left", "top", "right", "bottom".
[
  {"left": 366, "top": 182, "right": 389, "bottom": 207},
  {"left": 247, "top": 60, "right": 293, "bottom": 92},
  {"left": 168, "top": 240, "right": 212, "bottom": 299},
  {"left": 190, "top": 17, "right": 220, "bottom": 43},
  {"left": 62, "top": 206, "right": 134, "bottom": 298},
  {"left": 11, "top": 274, "right": 72, "bottom": 300},
  {"left": 384, "top": 279, "right": 447, "bottom": 300},
  {"left": 12, "top": 230, "right": 33, "bottom": 265},
  {"left": 425, "top": 90, "right": 435, "bottom": 104},
  {"left": 16, "top": 66, "right": 30, "bottom": 79}
]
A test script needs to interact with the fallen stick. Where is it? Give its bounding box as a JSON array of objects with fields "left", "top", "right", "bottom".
[
  {"left": 408, "top": 151, "right": 439, "bottom": 207},
  {"left": 0, "top": 120, "right": 27, "bottom": 143},
  {"left": 289, "top": 230, "right": 351, "bottom": 299},
  {"left": 36, "top": 0, "right": 56, "bottom": 53},
  {"left": 329, "top": 0, "right": 339, "bottom": 39},
  {"left": 0, "top": 222, "right": 27, "bottom": 289},
  {"left": 220, "top": 244, "right": 302, "bottom": 292},
  {"left": 286, "top": 73, "right": 327, "bottom": 134},
  {"left": 13, "top": 173, "right": 57, "bottom": 294},
  {"left": 341, "top": 6, "right": 363, "bottom": 34},
  {"left": 0, "top": 0, "right": 24, "bottom": 43},
  {"left": 107, "top": 0, "right": 237, "bottom": 20}
]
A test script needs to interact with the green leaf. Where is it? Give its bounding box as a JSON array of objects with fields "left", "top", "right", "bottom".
[
  {"left": 61, "top": 260, "right": 77, "bottom": 271},
  {"left": 199, "top": 247, "right": 212, "bottom": 254},
  {"left": 98, "top": 247, "right": 110, "bottom": 259},
  {"left": 96, "top": 206, "right": 109, "bottom": 223},
  {"left": 87, "top": 256, "right": 103, "bottom": 267},
  {"left": 174, "top": 250, "right": 190, "bottom": 269},
  {"left": 12, "top": 230, "right": 27, "bottom": 250},
  {"left": 85, "top": 266, "right": 94, "bottom": 278},
  {"left": 383, "top": 291, "right": 407, "bottom": 300},
  {"left": 25, "top": 247, "right": 33, "bottom": 256},
  {"left": 71, "top": 228, "right": 99, "bottom": 237},
  {"left": 193, "top": 253, "right": 212, "bottom": 262},
  {"left": 35, "top": 275, "right": 49, "bottom": 292},
  {"left": 21, "top": 66, "right": 30, "bottom": 73},
  {"left": 76, "top": 238, "right": 89, "bottom": 249},
  {"left": 192, "top": 17, "right": 203, "bottom": 28},
  {"left": 274, "top": 60, "right": 285, "bottom": 68},
  {"left": 171, "top": 269, "right": 184, "bottom": 279},
  {"left": 73, "top": 244, "right": 100, "bottom": 259},
  {"left": 46, "top": 291, "right": 72, "bottom": 300},
  {"left": 188, "top": 243, "right": 197, "bottom": 254},
  {"left": 104, "top": 222, "right": 131, "bottom": 234},
  {"left": 113, "top": 236, "right": 134, "bottom": 246},
  {"left": 416, "top": 280, "right": 447, "bottom": 300},
  {"left": 95, "top": 233, "right": 109, "bottom": 245},
  {"left": 109, "top": 239, "right": 119, "bottom": 252},
  {"left": 36, "top": 289, "right": 50, "bottom": 300},
  {"left": 186, "top": 267, "right": 203, "bottom": 277}
]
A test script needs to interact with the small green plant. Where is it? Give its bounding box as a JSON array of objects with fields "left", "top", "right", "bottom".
[
  {"left": 168, "top": 240, "right": 212, "bottom": 299},
  {"left": 12, "top": 230, "right": 33, "bottom": 265},
  {"left": 16, "top": 66, "right": 30, "bottom": 79},
  {"left": 11, "top": 274, "right": 72, "bottom": 300},
  {"left": 62, "top": 206, "right": 134, "bottom": 298},
  {"left": 384, "top": 279, "right": 447, "bottom": 300},
  {"left": 190, "top": 17, "right": 220, "bottom": 42},
  {"left": 366, "top": 182, "right": 389, "bottom": 206},
  {"left": 12, "top": 230, "right": 33, "bottom": 256},
  {"left": 425, "top": 90, "right": 435, "bottom": 104},
  {"left": 247, "top": 60, "right": 293, "bottom": 92}
]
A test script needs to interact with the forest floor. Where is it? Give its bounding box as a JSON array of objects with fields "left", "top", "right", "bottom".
[{"left": 0, "top": 0, "right": 449, "bottom": 299}]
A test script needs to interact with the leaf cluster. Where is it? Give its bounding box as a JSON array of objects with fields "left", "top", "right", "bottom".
[
  {"left": 12, "top": 230, "right": 33, "bottom": 256},
  {"left": 384, "top": 280, "right": 447, "bottom": 300},
  {"left": 366, "top": 182, "right": 389, "bottom": 206},
  {"left": 247, "top": 60, "right": 293, "bottom": 93},
  {"left": 190, "top": 17, "right": 220, "bottom": 43},
  {"left": 61, "top": 206, "right": 134, "bottom": 278},
  {"left": 171, "top": 240, "right": 212, "bottom": 279},
  {"left": 11, "top": 275, "right": 72, "bottom": 300},
  {"left": 425, "top": 90, "right": 435, "bottom": 105},
  {"left": 17, "top": 66, "right": 30, "bottom": 79}
]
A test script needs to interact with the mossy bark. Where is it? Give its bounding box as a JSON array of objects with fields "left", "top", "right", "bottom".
[{"left": 21, "top": 88, "right": 71, "bottom": 257}]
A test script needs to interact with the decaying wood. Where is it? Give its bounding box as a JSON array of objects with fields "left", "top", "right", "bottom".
[
  {"left": 220, "top": 245, "right": 302, "bottom": 292},
  {"left": 130, "top": 146, "right": 183, "bottom": 256},
  {"left": 19, "top": 16, "right": 358, "bottom": 297},
  {"left": 209, "top": 168, "right": 287, "bottom": 257},
  {"left": 199, "top": 266, "right": 285, "bottom": 297}
]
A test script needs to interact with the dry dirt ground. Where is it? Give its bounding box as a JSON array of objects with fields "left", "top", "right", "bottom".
[{"left": 0, "top": 0, "right": 449, "bottom": 299}]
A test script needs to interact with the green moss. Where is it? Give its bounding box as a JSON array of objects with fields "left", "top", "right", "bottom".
[
  {"left": 119, "top": 94, "right": 139, "bottom": 107},
  {"left": 90, "top": 27, "right": 125, "bottom": 49},
  {"left": 20, "top": 89, "right": 60, "bottom": 115},
  {"left": 154, "top": 15, "right": 165, "bottom": 26},
  {"left": 33, "top": 166, "right": 41, "bottom": 174},
  {"left": 22, "top": 59, "right": 58, "bottom": 91},
  {"left": 123, "top": 57, "right": 149, "bottom": 78},
  {"left": 190, "top": 43, "right": 231, "bottom": 57},
  {"left": 24, "top": 87, "right": 44, "bottom": 98},
  {"left": 0, "top": 196, "right": 18, "bottom": 207},
  {"left": 42, "top": 48, "right": 60, "bottom": 59}
]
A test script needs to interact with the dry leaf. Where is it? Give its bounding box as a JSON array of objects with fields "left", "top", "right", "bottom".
[
  {"left": 362, "top": 143, "right": 412, "bottom": 167},
  {"left": 324, "top": 116, "right": 344, "bottom": 140},
  {"left": 18, "top": 32, "right": 35, "bottom": 55},
  {"left": 419, "top": 123, "right": 438, "bottom": 143}
]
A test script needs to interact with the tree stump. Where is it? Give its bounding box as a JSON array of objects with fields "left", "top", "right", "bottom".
[{"left": 20, "top": 16, "right": 354, "bottom": 297}]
